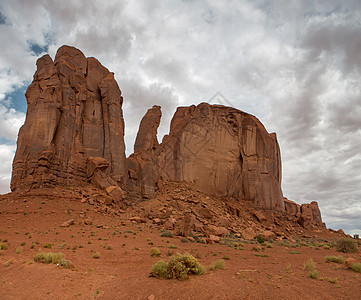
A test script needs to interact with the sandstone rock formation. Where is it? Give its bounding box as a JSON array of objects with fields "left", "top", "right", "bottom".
[
  {"left": 11, "top": 45, "right": 324, "bottom": 227},
  {"left": 129, "top": 103, "right": 284, "bottom": 211},
  {"left": 11, "top": 45, "right": 127, "bottom": 197},
  {"left": 284, "top": 197, "right": 323, "bottom": 229},
  {"left": 127, "top": 106, "right": 162, "bottom": 197}
]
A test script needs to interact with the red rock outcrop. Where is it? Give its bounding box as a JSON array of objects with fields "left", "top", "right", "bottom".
[
  {"left": 11, "top": 46, "right": 127, "bottom": 195},
  {"left": 130, "top": 103, "right": 284, "bottom": 211},
  {"left": 11, "top": 45, "right": 324, "bottom": 226},
  {"left": 127, "top": 105, "right": 162, "bottom": 197},
  {"left": 284, "top": 197, "right": 323, "bottom": 229}
]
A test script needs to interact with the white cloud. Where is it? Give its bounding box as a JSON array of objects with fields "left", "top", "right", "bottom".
[
  {"left": 0, "top": 144, "right": 16, "bottom": 194},
  {"left": 0, "top": 0, "right": 360, "bottom": 235}
]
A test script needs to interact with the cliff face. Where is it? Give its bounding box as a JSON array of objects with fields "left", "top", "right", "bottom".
[
  {"left": 128, "top": 103, "right": 284, "bottom": 211},
  {"left": 11, "top": 46, "right": 127, "bottom": 196}
]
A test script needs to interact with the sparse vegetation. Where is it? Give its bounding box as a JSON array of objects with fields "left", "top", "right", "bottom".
[
  {"left": 43, "top": 242, "right": 53, "bottom": 249},
  {"left": 0, "top": 243, "right": 8, "bottom": 250},
  {"left": 34, "top": 252, "right": 64, "bottom": 264},
  {"left": 309, "top": 271, "right": 319, "bottom": 279},
  {"left": 93, "top": 252, "right": 101, "bottom": 259},
  {"left": 151, "top": 253, "right": 205, "bottom": 280},
  {"left": 160, "top": 230, "right": 173, "bottom": 238},
  {"left": 209, "top": 259, "right": 225, "bottom": 270},
  {"left": 5, "top": 260, "right": 13, "bottom": 267},
  {"left": 335, "top": 238, "right": 359, "bottom": 253},
  {"left": 168, "top": 244, "right": 177, "bottom": 249},
  {"left": 16, "top": 247, "right": 23, "bottom": 254},
  {"left": 220, "top": 237, "right": 244, "bottom": 250},
  {"left": 351, "top": 263, "right": 361, "bottom": 273},
  {"left": 325, "top": 256, "right": 345, "bottom": 264},
  {"left": 150, "top": 248, "right": 161, "bottom": 257},
  {"left": 304, "top": 259, "right": 316, "bottom": 272}
]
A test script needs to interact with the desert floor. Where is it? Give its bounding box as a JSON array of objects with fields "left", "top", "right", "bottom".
[{"left": 0, "top": 189, "right": 360, "bottom": 300}]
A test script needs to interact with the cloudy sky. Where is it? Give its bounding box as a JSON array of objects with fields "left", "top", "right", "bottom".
[{"left": 0, "top": 0, "right": 360, "bottom": 235}]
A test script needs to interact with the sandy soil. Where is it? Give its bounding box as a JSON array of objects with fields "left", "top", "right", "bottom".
[{"left": 0, "top": 189, "right": 360, "bottom": 300}]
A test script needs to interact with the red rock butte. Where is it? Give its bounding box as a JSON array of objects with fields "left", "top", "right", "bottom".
[{"left": 11, "top": 45, "right": 323, "bottom": 228}]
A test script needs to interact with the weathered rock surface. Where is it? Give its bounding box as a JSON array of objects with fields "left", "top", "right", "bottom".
[
  {"left": 130, "top": 103, "right": 284, "bottom": 211},
  {"left": 127, "top": 105, "right": 162, "bottom": 197},
  {"left": 11, "top": 45, "right": 127, "bottom": 193}
]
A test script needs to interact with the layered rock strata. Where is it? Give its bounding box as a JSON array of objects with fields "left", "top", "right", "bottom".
[{"left": 11, "top": 46, "right": 127, "bottom": 198}]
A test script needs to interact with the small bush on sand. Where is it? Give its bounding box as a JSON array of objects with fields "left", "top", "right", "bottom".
[
  {"left": 160, "top": 231, "right": 173, "bottom": 238},
  {"left": 335, "top": 238, "right": 359, "bottom": 253},
  {"left": 209, "top": 259, "right": 225, "bottom": 270},
  {"left": 325, "top": 256, "right": 345, "bottom": 264},
  {"left": 304, "top": 259, "right": 316, "bottom": 272},
  {"left": 351, "top": 263, "right": 361, "bottom": 273},
  {"left": 0, "top": 243, "right": 8, "bottom": 250},
  {"left": 151, "top": 253, "right": 205, "bottom": 280},
  {"left": 309, "top": 271, "right": 319, "bottom": 279},
  {"left": 43, "top": 242, "right": 53, "bottom": 249},
  {"left": 34, "top": 252, "right": 64, "bottom": 264},
  {"left": 93, "top": 252, "right": 100, "bottom": 259},
  {"left": 150, "top": 248, "right": 161, "bottom": 257}
]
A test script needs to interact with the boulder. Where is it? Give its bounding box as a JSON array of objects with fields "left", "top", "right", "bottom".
[
  {"left": 207, "top": 225, "right": 229, "bottom": 236},
  {"left": 253, "top": 211, "right": 267, "bottom": 222},
  {"left": 177, "top": 214, "right": 194, "bottom": 236},
  {"left": 345, "top": 258, "right": 356, "bottom": 269},
  {"left": 259, "top": 230, "right": 276, "bottom": 241},
  {"left": 242, "top": 227, "right": 256, "bottom": 240}
]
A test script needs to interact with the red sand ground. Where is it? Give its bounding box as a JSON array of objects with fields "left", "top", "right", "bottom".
[{"left": 0, "top": 189, "right": 360, "bottom": 300}]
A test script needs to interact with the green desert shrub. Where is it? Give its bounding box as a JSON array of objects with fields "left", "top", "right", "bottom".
[
  {"left": 151, "top": 253, "right": 205, "bottom": 280},
  {"left": 304, "top": 259, "right": 316, "bottom": 272},
  {"left": 34, "top": 252, "right": 64, "bottom": 264},
  {"left": 209, "top": 259, "right": 225, "bottom": 270},
  {"left": 160, "top": 230, "right": 173, "bottom": 238},
  {"left": 0, "top": 243, "right": 8, "bottom": 250},
  {"left": 325, "top": 256, "right": 345, "bottom": 264},
  {"left": 150, "top": 248, "right": 161, "bottom": 257},
  {"left": 351, "top": 263, "right": 361, "bottom": 273},
  {"left": 335, "top": 238, "right": 359, "bottom": 253},
  {"left": 151, "top": 260, "right": 169, "bottom": 279},
  {"left": 309, "top": 271, "right": 319, "bottom": 279},
  {"left": 43, "top": 242, "right": 53, "bottom": 249}
]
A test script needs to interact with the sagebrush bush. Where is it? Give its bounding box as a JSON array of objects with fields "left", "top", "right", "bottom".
[
  {"left": 0, "top": 243, "right": 8, "bottom": 250},
  {"left": 309, "top": 271, "right": 319, "bottom": 279},
  {"left": 351, "top": 263, "right": 361, "bottom": 273},
  {"left": 151, "top": 260, "right": 169, "bottom": 279},
  {"left": 160, "top": 231, "right": 173, "bottom": 238},
  {"left": 34, "top": 252, "right": 64, "bottom": 264},
  {"left": 209, "top": 259, "right": 225, "bottom": 270},
  {"left": 325, "top": 256, "right": 345, "bottom": 264},
  {"left": 304, "top": 259, "right": 316, "bottom": 272},
  {"left": 335, "top": 238, "right": 359, "bottom": 253},
  {"left": 151, "top": 253, "right": 205, "bottom": 280},
  {"left": 43, "top": 242, "right": 53, "bottom": 249},
  {"left": 150, "top": 248, "right": 161, "bottom": 257}
]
